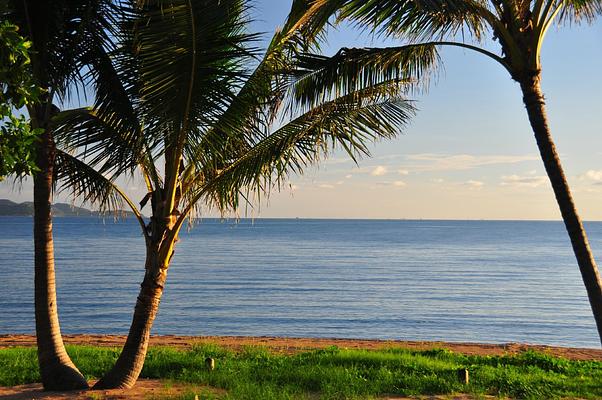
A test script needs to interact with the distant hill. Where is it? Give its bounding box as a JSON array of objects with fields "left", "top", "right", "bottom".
[{"left": 0, "top": 199, "right": 137, "bottom": 217}]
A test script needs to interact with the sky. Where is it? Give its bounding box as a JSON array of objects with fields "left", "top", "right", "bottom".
[{"left": 2, "top": 1, "right": 601, "bottom": 220}]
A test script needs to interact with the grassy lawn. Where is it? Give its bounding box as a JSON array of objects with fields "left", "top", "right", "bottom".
[{"left": 1, "top": 344, "right": 601, "bottom": 399}]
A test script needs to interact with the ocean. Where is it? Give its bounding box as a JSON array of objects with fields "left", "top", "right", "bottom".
[{"left": 0, "top": 217, "right": 599, "bottom": 348}]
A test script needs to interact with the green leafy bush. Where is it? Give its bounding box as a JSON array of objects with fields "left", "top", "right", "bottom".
[{"left": 0, "top": 20, "right": 43, "bottom": 179}]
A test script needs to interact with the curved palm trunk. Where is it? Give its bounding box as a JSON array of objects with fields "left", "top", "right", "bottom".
[
  {"left": 94, "top": 242, "right": 169, "bottom": 389},
  {"left": 33, "top": 114, "right": 89, "bottom": 390},
  {"left": 520, "top": 74, "right": 602, "bottom": 345}
]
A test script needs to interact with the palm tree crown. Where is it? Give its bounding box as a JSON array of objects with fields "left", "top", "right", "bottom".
[
  {"left": 6, "top": 0, "right": 119, "bottom": 389},
  {"left": 301, "top": 0, "right": 600, "bottom": 78},
  {"left": 53, "top": 0, "right": 438, "bottom": 388},
  {"left": 299, "top": 0, "right": 602, "bottom": 345}
]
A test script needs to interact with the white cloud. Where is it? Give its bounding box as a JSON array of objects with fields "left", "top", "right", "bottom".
[
  {"left": 398, "top": 169, "right": 409, "bottom": 176},
  {"left": 374, "top": 180, "right": 407, "bottom": 187},
  {"left": 464, "top": 180, "right": 484, "bottom": 189},
  {"left": 500, "top": 174, "right": 547, "bottom": 188},
  {"left": 345, "top": 174, "right": 353, "bottom": 179},
  {"left": 371, "top": 166, "right": 388, "bottom": 176},
  {"left": 318, "top": 184, "right": 335, "bottom": 189},
  {"left": 431, "top": 178, "right": 444, "bottom": 183},
  {"left": 336, "top": 181, "right": 344, "bottom": 185},
  {"left": 406, "top": 153, "right": 538, "bottom": 171},
  {"left": 582, "top": 170, "right": 602, "bottom": 181},
  {"left": 325, "top": 157, "right": 354, "bottom": 165}
]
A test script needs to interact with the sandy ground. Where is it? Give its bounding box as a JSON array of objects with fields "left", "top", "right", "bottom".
[
  {"left": 0, "top": 379, "right": 219, "bottom": 400},
  {"left": 0, "top": 380, "right": 495, "bottom": 400},
  {"left": 1, "top": 334, "right": 601, "bottom": 360},
  {"left": 0, "top": 335, "right": 599, "bottom": 399},
  {"left": 0, "top": 380, "right": 496, "bottom": 400}
]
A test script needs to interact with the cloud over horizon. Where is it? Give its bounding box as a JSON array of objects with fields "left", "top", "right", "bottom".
[
  {"left": 500, "top": 174, "right": 548, "bottom": 188},
  {"left": 371, "top": 166, "right": 388, "bottom": 176},
  {"left": 405, "top": 153, "right": 539, "bottom": 171},
  {"left": 463, "top": 180, "right": 484, "bottom": 189}
]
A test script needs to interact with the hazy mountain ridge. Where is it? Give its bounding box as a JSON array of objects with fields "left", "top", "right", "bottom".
[{"left": 0, "top": 199, "right": 136, "bottom": 217}]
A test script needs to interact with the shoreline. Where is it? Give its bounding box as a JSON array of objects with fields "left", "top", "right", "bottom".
[{"left": 1, "top": 334, "right": 600, "bottom": 360}]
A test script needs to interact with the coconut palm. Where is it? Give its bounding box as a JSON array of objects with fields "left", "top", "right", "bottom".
[
  {"left": 300, "top": 0, "right": 602, "bottom": 344},
  {"left": 6, "top": 0, "right": 118, "bottom": 389},
  {"left": 54, "top": 0, "right": 438, "bottom": 388}
]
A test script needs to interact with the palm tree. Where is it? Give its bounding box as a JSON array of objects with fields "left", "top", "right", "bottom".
[
  {"left": 7, "top": 0, "right": 118, "bottom": 389},
  {"left": 300, "top": 0, "right": 602, "bottom": 345},
  {"left": 54, "top": 0, "right": 438, "bottom": 388}
]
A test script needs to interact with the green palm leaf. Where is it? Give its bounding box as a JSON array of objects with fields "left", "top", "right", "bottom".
[
  {"left": 53, "top": 108, "right": 148, "bottom": 178},
  {"left": 291, "top": 44, "right": 439, "bottom": 112},
  {"left": 296, "top": 0, "right": 490, "bottom": 42},
  {"left": 182, "top": 2, "right": 330, "bottom": 173},
  {"left": 54, "top": 149, "right": 144, "bottom": 229},
  {"left": 341, "top": 0, "right": 490, "bottom": 40},
  {"left": 558, "top": 0, "right": 602, "bottom": 23},
  {"left": 189, "top": 82, "right": 415, "bottom": 212},
  {"left": 129, "top": 0, "right": 257, "bottom": 148},
  {"left": 8, "top": 0, "right": 119, "bottom": 99}
]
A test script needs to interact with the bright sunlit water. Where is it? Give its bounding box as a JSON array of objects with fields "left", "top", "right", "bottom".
[{"left": 0, "top": 217, "right": 599, "bottom": 348}]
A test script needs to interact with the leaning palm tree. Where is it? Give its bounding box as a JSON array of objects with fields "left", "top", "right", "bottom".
[
  {"left": 55, "top": 0, "right": 438, "bottom": 389},
  {"left": 6, "top": 0, "right": 117, "bottom": 389},
  {"left": 300, "top": 0, "right": 602, "bottom": 344}
]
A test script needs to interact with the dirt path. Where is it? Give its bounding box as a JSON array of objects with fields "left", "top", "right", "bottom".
[
  {"left": 1, "top": 334, "right": 600, "bottom": 360},
  {"left": 0, "top": 380, "right": 497, "bottom": 400},
  {"left": 0, "top": 379, "right": 226, "bottom": 400}
]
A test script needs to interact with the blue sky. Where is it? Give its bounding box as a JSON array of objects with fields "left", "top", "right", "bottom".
[{"left": 2, "top": 1, "right": 601, "bottom": 220}]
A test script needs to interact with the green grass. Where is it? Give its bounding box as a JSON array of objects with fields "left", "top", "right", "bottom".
[{"left": 1, "top": 344, "right": 601, "bottom": 399}]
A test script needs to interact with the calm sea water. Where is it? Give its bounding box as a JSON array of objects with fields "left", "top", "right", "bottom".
[{"left": 0, "top": 217, "right": 600, "bottom": 348}]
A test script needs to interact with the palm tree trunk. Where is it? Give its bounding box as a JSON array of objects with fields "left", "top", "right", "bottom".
[
  {"left": 520, "top": 74, "right": 602, "bottom": 345},
  {"left": 33, "top": 112, "right": 89, "bottom": 390},
  {"left": 93, "top": 244, "right": 168, "bottom": 389}
]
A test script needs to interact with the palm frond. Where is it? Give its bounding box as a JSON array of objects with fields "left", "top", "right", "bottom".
[
  {"left": 77, "top": 37, "right": 164, "bottom": 189},
  {"left": 338, "top": 0, "right": 492, "bottom": 41},
  {"left": 51, "top": 107, "right": 164, "bottom": 193},
  {"left": 180, "top": 4, "right": 323, "bottom": 174},
  {"left": 54, "top": 149, "right": 147, "bottom": 233},
  {"left": 186, "top": 37, "right": 437, "bottom": 181},
  {"left": 59, "top": 0, "right": 121, "bottom": 103},
  {"left": 128, "top": 0, "right": 258, "bottom": 149},
  {"left": 294, "top": 0, "right": 492, "bottom": 42},
  {"left": 287, "top": 0, "right": 345, "bottom": 42},
  {"left": 558, "top": 0, "right": 602, "bottom": 24},
  {"left": 187, "top": 82, "right": 415, "bottom": 213},
  {"left": 8, "top": 0, "right": 119, "bottom": 99},
  {"left": 182, "top": 34, "right": 288, "bottom": 171},
  {"left": 291, "top": 43, "right": 439, "bottom": 112}
]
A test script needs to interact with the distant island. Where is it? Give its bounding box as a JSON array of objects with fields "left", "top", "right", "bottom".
[{"left": 0, "top": 199, "right": 137, "bottom": 217}]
